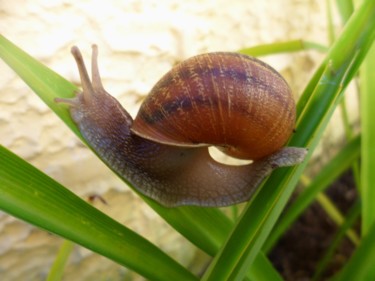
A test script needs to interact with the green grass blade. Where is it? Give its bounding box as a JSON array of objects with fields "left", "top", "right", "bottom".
[
  {"left": 361, "top": 43, "right": 375, "bottom": 235},
  {"left": 315, "top": 192, "right": 359, "bottom": 244},
  {"left": 0, "top": 145, "right": 197, "bottom": 281},
  {"left": 46, "top": 240, "right": 75, "bottom": 281},
  {"left": 264, "top": 135, "right": 360, "bottom": 252},
  {"left": 332, "top": 220, "right": 375, "bottom": 281},
  {"left": 249, "top": 252, "right": 284, "bottom": 281},
  {"left": 336, "top": 0, "right": 354, "bottom": 24},
  {"left": 327, "top": 0, "right": 336, "bottom": 43},
  {"left": 202, "top": 64, "right": 345, "bottom": 281},
  {"left": 0, "top": 35, "right": 280, "bottom": 278},
  {"left": 359, "top": 36, "right": 375, "bottom": 281},
  {"left": 297, "top": 1, "right": 374, "bottom": 118},
  {"left": 0, "top": 35, "right": 80, "bottom": 137},
  {"left": 202, "top": 0, "right": 375, "bottom": 279},
  {"left": 313, "top": 200, "right": 360, "bottom": 281},
  {"left": 239, "top": 39, "right": 328, "bottom": 56}
]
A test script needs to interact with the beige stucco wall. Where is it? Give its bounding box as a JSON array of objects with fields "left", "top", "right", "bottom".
[{"left": 0, "top": 0, "right": 352, "bottom": 280}]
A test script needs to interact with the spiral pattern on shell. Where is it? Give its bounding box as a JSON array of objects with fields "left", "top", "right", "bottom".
[{"left": 132, "top": 52, "right": 295, "bottom": 160}]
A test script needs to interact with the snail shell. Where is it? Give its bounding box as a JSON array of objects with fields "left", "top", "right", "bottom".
[{"left": 132, "top": 52, "right": 295, "bottom": 160}]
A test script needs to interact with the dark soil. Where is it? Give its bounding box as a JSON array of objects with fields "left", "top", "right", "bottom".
[{"left": 269, "top": 170, "right": 358, "bottom": 280}]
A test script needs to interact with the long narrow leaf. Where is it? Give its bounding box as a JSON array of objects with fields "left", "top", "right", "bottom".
[
  {"left": 332, "top": 220, "right": 375, "bottom": 281},
  {"left": 359, "top": 35, "right": 375, "bottom": 281},
  {"left": 336, "top": 0, "right": 354, "bottom": 24},
  {"left": 264, "top": 135, "right": 360, "bottom": 252},
  {"left": 361, "top": 43, "right": 375, "bottom": 235},
  {"left": 0, "top": 35, "right": 79, "bottom": 136},
  {"left": 0, "top": 145, "right": 197, "bottom": 281},
  {"left": 313, "top": 200, "right": 360, "bottom": 281},
  {"left": 202, "top": 0, "right": 375, "bottom": 280},
  {"left": 239, "top": 39, "right": 328, "bottom": 56},
  {"left": 46, "top": 240, "right": 75, "bottom": 281}
]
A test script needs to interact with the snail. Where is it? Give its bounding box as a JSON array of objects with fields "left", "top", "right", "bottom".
[{"left": 56, "top": 45, "right": 307, "bottom": 207}]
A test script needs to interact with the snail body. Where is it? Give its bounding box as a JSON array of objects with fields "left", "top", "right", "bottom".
[{"left": 56, "top": 45, "right": 307, "bottom": 207}]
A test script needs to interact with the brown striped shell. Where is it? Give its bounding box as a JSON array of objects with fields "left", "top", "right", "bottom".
[{"left": 132, "top": 53, "right": 295, "bottom": 160}]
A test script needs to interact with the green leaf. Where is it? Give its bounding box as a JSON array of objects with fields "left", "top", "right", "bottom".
[
  {"left": 336, "top": 0, "right": 354, "bottom": 24},
  {"left": 312, "top": 200, "right": 360, "bottom": 281},
  {"left": 332, "top": 220, "right": 375, "bottom": 281},
  {"left": 201, "top": 0, "right": 375, "bottom": 280},
  {"left": 0, "top": 145, "right": 197, "bottom": 281},
  {"left": 0, "top": 35, "right": 80, "bottom": 137},
  {"left": 47, "top": 240, "right": 75, "bottom": 281},
  {"left": 360, "top": 42, "right": 375, "bottom": 235},
  {"left": 264, "top": 135, "right": 360, "bottom": 252},
  {"left": 238, "top": 39, "right": 328, "bottom": 56},
  {"left": 359, "top": 34, "right": 375, "bottom": 281}
]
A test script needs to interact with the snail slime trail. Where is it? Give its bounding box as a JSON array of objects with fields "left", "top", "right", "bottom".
[{"left": 56, "top": 45, "right": 307, "bottom": 207}]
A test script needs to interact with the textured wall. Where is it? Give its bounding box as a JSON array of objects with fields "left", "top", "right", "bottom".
[{"left": 0, "top": 0, "right": 340, "bottom": 280}]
